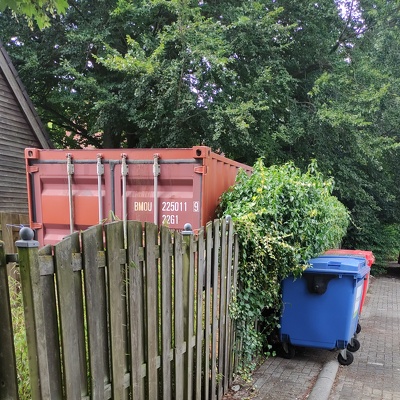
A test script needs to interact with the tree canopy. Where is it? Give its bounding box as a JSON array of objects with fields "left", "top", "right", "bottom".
[
  {"left": 0, "top": 0, "right": 68, "bottom": 28},
  {"left": 0, "top": 0, "right": 344, "bottom": 157},
  {"left": 1, "top": 0, "right": 400, "bottom": 263}
]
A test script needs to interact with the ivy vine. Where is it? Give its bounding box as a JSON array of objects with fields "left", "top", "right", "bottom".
[{"left": 219, "top": 159, "right": 350, "bottom": 374}]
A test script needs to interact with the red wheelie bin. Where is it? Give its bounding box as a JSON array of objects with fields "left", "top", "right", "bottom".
[{"left": 323, "top": 249, "right": 375, "bottom": 330}]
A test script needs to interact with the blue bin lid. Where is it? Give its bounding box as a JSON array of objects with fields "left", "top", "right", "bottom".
[{"left": 304, "top": 256, "right": 369, "bottom": 279}]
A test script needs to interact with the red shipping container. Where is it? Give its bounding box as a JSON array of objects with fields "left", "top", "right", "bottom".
[{"left": 25, "top": 146, "right": 252, "bottom": 245}]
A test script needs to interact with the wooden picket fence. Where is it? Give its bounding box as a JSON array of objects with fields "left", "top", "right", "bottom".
[
  {"left": 0, "top": 212, "right": 29, "bottom": 279},
  {"left": 0, "top": 212, "right": 29, "bottom": 253},
  {"left": 0, "top": 216, "right": 240, "bottom": 399}
]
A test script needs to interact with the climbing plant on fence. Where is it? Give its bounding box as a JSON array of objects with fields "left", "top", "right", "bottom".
[{"left": 219, "top": 159, "right": 350, "bottom": 374}]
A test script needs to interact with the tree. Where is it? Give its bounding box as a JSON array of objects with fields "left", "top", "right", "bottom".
[
  {"left": 281, "top": 0, "right": 400, "bottom": 264},
  {"left": 1, "top": 0, "right": 134, "bottom": 148},
  {"left": 0, "top": 0, "right": 68, "bottom": 29},
  {"left": 2, "top": 0, "right": 400, "bottom": 263},
  {"left": 0, "top": 0, "right": 344, "bottom": 157}
]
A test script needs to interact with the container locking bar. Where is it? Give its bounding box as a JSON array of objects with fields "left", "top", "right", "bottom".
[
  {"left": 97, "top": 154, "right": 104, "bottom": 223},
  {"left": 153, "top": 154, "right": 160, "bottom": 224},
  {"left": 121, "top": 154, "right": 129, "bottom": 248},
  {"left": 66, "top": 153, "right": 74, "bottom": 234}
]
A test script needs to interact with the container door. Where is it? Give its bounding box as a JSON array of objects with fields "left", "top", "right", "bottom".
[
  {"left": 27, "top": 157, "right": 111, "bottom": 245},
  {"left": 27, "top": 154, "right": 206, "bottom": 245},
  {"left": 113, "top": 157, "right": 203, "bottom": 230}
]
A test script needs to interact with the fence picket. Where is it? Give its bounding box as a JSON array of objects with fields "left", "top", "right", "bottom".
[
  {"left": 203, "top": 222, "right": 214, "bottom": 400},
  {"left": 127, "top": 220, "right": 146, "bottom": 399},
  {"left": 218, "top": 220, "right": 228, "bottom": 399},
  {"left": 54, "top": 235, "right": 85, "bottom": 399},
  {"left": 224, "top": 218, "right": 234, "bottom": 393},
  {"left": 184, "top": 229, "right": 195, "bottom": 399},
  {"left": 210, "top": 219, "right": 221, "bottom": 399},
  {"left": 70, "top": 232, "right": 89, "bottom": 396},
  {"left": 195, "top": 228, "right": 205, "bottom": 400},
  {"left": 37, "top": 245, "right": 63, "bottom": 399},
  {"left": 105, "top": 221, "right": 128, "bottom": 399},
  {"left": 145, "top": 222, "right": 160, "bottom": 400},
  {"left": 173, "top": 231, "right": 185, "bottom": 399},
  {"left": 82, "top": 225, "right": 110, "bottom": 399},
  {"left": 160, "top": 225, "right": 173, "bottom": 399},
  {"left": 230, "top": 234, "right": 240, "bottom": 380}
]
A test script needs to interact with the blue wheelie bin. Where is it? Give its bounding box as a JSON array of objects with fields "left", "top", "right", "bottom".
[{"left": 279, "top": 256, "right": 369, "bottom": 365}]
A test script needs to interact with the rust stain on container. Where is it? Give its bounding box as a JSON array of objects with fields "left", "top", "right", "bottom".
[{"left": 25, "top": 146, "right": 252, "bottom": 245}]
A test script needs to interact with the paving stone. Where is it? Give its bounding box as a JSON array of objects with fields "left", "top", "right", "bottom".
[{"left": 223, "top": 269, "right": 400, "bottom": 400}]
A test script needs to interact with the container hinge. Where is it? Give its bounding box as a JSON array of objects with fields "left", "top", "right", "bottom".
[
  {"left": 66, "top": 153, "right": 74, "bottom": 175},
  {"left": 25, "top": 148, "right": 41, "bottom": 160},
  {"left": 28, "top": 166, "right": 39, "bottom": 173},
  {"left": 31, "top": 222, "right": 42, "bottom": 229},
  {"left": 153, "top": 154, "right": 160, "bottom": 177},
  {"left": 121, "top": 154, "right": 128, "bottom": 177},
  {"left": 97, "top": 154, "right": 104, "bottom": 176},
  {"left": 194, "top": 166, "right": 207, "bottom": 174}
]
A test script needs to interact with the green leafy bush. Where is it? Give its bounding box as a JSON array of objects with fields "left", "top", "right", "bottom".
[{"left": 219, "top": 159, "right": 349, "bottom": 372}]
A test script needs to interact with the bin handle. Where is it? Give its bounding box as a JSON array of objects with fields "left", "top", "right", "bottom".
[{"left": 305, "top": 274, "right": 337, "bottom": 295}]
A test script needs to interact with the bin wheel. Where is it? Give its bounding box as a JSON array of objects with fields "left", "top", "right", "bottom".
[
  {"left": 347, "top": 338, "right": 360, "bottom": 353},
  {"left": 281, "top": 344, "right": 296, "bottom": 359},
  {"left": 338, "top": 350, "right": 354, "bottom": 366},
  {"left": 356, "top": 323, "right": 361, "bottom": 334}
]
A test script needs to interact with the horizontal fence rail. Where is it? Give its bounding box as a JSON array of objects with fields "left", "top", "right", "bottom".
[{"left": 1, "top": 216, "right": 240, "bottom": 399}]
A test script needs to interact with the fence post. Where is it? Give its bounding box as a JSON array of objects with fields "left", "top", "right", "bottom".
[
  {"left": 182, "top": 223, "right": 194, "bottom": 399},
  {"left": 15, "top": 227, "right": 41, "bottom": 400},
  {"left": 0, "top": 240, "right": 19, "bottom": 400}
]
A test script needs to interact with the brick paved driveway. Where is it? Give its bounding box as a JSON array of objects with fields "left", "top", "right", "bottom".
[{"left": 223, "top": 266, "right": 400, "bottom": 400}]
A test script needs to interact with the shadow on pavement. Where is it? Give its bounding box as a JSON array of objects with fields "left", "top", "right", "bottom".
[{"left": 385, "top": 262, "right": 400, "bottom": 278}]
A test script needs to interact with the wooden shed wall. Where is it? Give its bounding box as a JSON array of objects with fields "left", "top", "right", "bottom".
[{"left": 0, "top": 70, "right": 43, "bottom": 214}]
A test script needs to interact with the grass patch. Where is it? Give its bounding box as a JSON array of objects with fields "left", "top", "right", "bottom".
[{"left": 8, "top": 275, "right": 31, "bottom": 399}]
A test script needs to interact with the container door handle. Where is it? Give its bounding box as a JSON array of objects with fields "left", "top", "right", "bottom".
[
  {"left": 97, "top": 154, "right": 104, "bottom": 223},
  {"left": 153, "top": 154, "right": 160, "bottom": 224},
  {"left": 66, "top": 153, "right": 74, "bottom": 234},
  {"left": 121, "top": 154, "right": 128, "bottom": 248}
]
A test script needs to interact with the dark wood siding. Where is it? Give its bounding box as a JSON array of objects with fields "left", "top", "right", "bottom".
[{"left": 0, "top": 71, "right": 42, "bottom": 213}]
